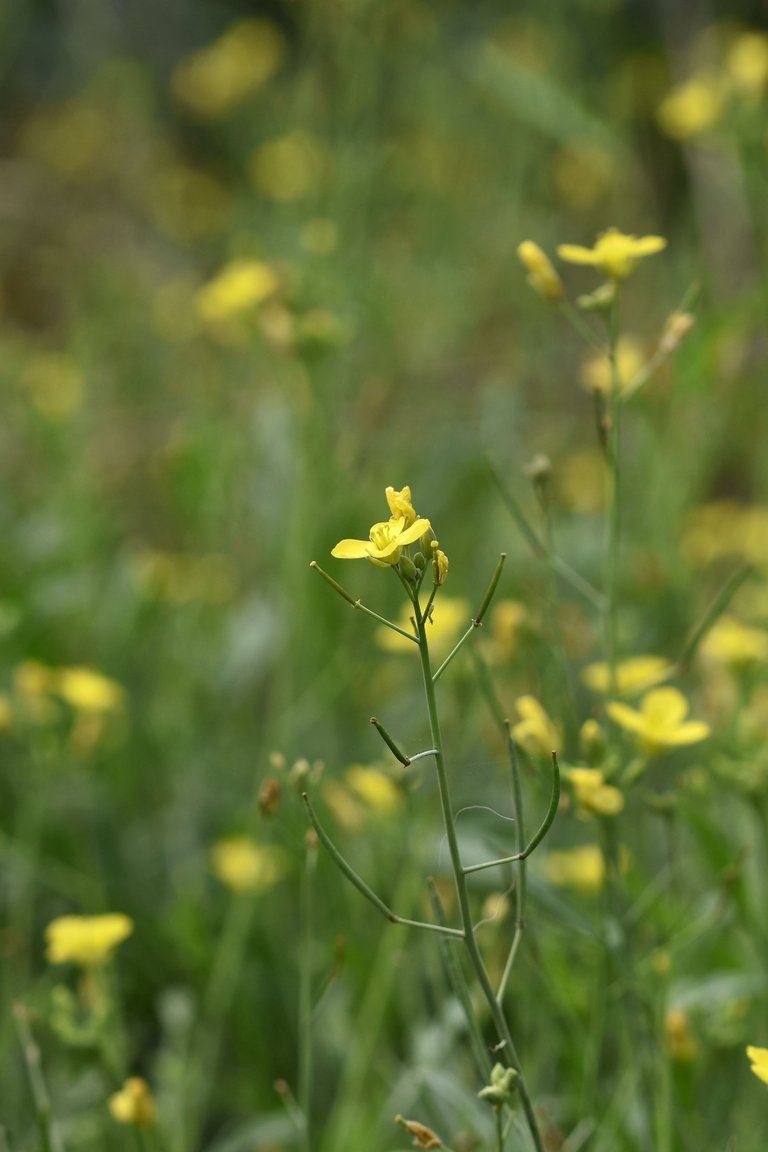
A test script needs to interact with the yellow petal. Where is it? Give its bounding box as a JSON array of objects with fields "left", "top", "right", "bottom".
[
  {"left": 642, "top": 687, "right": 689, "bottom": 727},
  {"left": 396, "top": 517, "right": 431, "bottom": 547},
  {"left": 661, "top": 720, "right": 711, "bottom": 747},
  {"left": 747, "top": 1045, "right": 768, "bottom": 1085},
  {"left": 331, "top": 538, "right": 371, "bottom": 559},
  {"left": 631, "top": 235, "right": 666, "bottom": 257},
  {"left": 605, "top": 700, "right": 647, "bottom": 736},
  {"left": 557, "top": 244, "right": 599, "bottom": 265}
]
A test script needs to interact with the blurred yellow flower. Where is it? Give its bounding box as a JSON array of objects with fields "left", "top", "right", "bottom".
[
  {"left": 702, "top": 617, "right": 768, "bottom": 666},
  {"left": 250, "top": 131, "right": 323, "bottom": 202},
  {"left": 582, "top": 655, "right": 672, "bottom": 696},
  {"left": 657, "top": 74, "right": 724, "bottom": 140},
  {"left": 376, "top": 597, "right": 470, "bottom": 657},
  {"left": 21, "top": 101, "right": 109, "bottom": 179},
  {"left": 726, "top": 33, "right": 768, "bottom": 100},
  {"left": 606, "top": 687, "right": 710, "bottom": 754},
  {"left": 486, "top": 598, "right": 528, "bottom": 661},
  {"left": 512, "top": 696, "right": 560, "bottom": 758},
  {"left": 0, "top": 692, "right": 13, "bottom": 733},
  {"left": 747, "top": 1045, "right": 768, "bottom": 1085},
  {"left": 109, "top": 1078, "right": 156, "bottom": 1128},
  {"left": 323, "top": 780, "right": 366, "bottom": 833},
  {"left": 211, "top": 837, "right": 284, "bottom": 893},
  {"left": 54, "top": 667, "right": 125, "bottom": 715},
  {"left": 558, "top": 228, "right": 666, "bottom": 280},
  {"left": 196, "top": 260, "right": 278, "bottom": 325},
  {"left": 580, "top": 335, "right": 645, "bottom": 396},
  {"left": 682, "top": 501, "right": 768, "bottom": 569},
  {"left": 665, "top": 1008, "right": 697, "bottom": 1062},
  {"left": 345, "top": 766, "right": 402, "bottom": 814},
  {"left": 22, "top": 353, "right": 84, "bottom": 420},
  {"left": 172, "top": 19, "right": 285, "bottom": 119},
  {"left": 568, "top": 767, "right": 624, "bottom": 817},
  {"left": 332, "top": 516, "right": 430, "bottom": 568},
  {"left": 557, "top": 450, "right": 605, "bottom": 514},
  {"left": 517, "top": 240, "right": 563, "bottom": 301},
  {"left": 544, "top": 844, "right": 605, "bottom": 892},
  {"left": 46, "top": 913, "right": 133, "bottom": 967}
]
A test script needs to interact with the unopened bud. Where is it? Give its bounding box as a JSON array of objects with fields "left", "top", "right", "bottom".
[
  {"left": 659, "top": 311, "right": 695, "bottom": 354},
  {"left": 478, "top": 1062, "right": 519, "bottom": 1106},
  {"left": 433, "top": 548, "right": 449, "bottom": 586},
  {"left": 399, "top": 554, "right": 419, "bottom": 582},
  {"left": 579, "top": 718, "right": 606, "bottom": 765},
  {"left": 517, "top": 241, "right": 563, "bottom": 302},
  {"left": 258, "top": 776, "right": 282, "bottom": 817},
  {"left": 577, "top": 282, "right": 616, "bottom": 312}
]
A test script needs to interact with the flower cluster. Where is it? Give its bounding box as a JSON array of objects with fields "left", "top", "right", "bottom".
[
  {"left": 332, "top": 486, "right": 447, "bottom": 581},
  {"left": 45, "top": 913, "right": 133, "bottom": 968}
]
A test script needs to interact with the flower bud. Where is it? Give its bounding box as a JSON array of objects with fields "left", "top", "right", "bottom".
[
  {"left": 659, "top": 311, "right": 695, "bottom": 354},
  {"left": 399, "top": 554, "right": 419, "bottom": 583},
  {"left": 577, "top": 282, "right": 616, "bottom": 312},
  {"left": 517, "top": 241, "right": 563, "bottom": 302},
  {"left": 478, "top": 1062, "right": 519, "bottom": 1106}
]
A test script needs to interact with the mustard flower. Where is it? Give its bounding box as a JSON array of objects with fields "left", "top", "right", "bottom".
[
  {"left": 54, "top": 666, "right": 125, "bottom": 715},
  {"left": 580, "top": 335, "right": 645, "bottom": 397},
  {"left": 517, "top": 240, "right": 563, "bottom": 301},
  {"left": 385, "top": 485, "right": 417, "bottom": 527},
  {"left": 544, "top": 844, "right": 605, "bottom": 893},
  {"left": 109, "top": 1078, "right": 156, "bottom": 1128},
  {"left": 606, "top": 687, "right": 710, "bottom": 755},
  {"left": 701, "top": 617, "right": 768, "bottom": 666},
  {"left": 726, "top": 33, "right": 768, "bottom": 100},
  {"left": 512, "top": 696, "right": 560, "bottom": 759},
  {"left": 332, "top": 512, "right": 430, "bottom": 567},
  {"left": 196, "top": 260, "right": 277, "bottom": 324},
  {"left": 747, "top": 1045, "right": 768, "bottom": 1085},
  {"left": 45, "top": 913, "right": 133, "bottom": 967},
  {"left": 665, "top": 1008, "right": 697, "bottom": 1062},
  {"left": 657, "top": 74, "right": 724, "bottom": 140},
  {"left": 568, "top": 767, "right": 624, "bottom": 817},
  {"left": 557, "top": 228, "right": 666, "bottom": 280},
  {"left": 211, "top": 836, "right": 284, "bottom": 893},
  {"left": 582, "top": 654, "right": 672, "bottom": 696},
  {"left": 172, "top": 19, "right": 285, "bottom": 119},
  {"left": 345, "top": 766, "right": 402, "bottom": 814},
  {"left": 376, "top": 597, "right": 470, "bottom": 656}
]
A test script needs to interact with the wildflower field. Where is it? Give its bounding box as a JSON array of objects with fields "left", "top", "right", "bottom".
[{"left": 3, "top": 2, "right": 768, "bottom": 1150}]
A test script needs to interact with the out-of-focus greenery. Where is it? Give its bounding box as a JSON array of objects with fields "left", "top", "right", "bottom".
[{"left": 2, "top": 2, "right": 768, "bottom": 1150}]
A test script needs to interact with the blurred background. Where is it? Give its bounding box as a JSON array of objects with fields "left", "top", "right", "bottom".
[{"left": 2, "top": 1, "right": 768, "bottom": 1149}]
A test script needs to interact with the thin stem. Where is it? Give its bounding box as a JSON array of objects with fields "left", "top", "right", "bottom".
[
  {"left": 677, "top": 564, "right": 754, "bottom": 672},
  {"left": 14, "top": 1004, "right": 64, "bottom": 1152},
  {"left": 298, "top": 838, "right": 317, "bottom": 1152},
  {"left": 497, "top": 724, "right": 527, "bottom": 1002},
  {"left": 302, "top": 793, "right": 464, "bottom": 938},
  {"left": 309, "top": 562, "right": 419, "bottom": 642},
  {"left": 604, "top": 290, "right": 622, "bottom": 693},
  {"left": 463, "top": 753, "right": 560, "bottom": 877},
  {"left": 432, "top": 553, "right": 508, "bottom": 683},
  {"left": 487, "top": 458, "right": 604, "bottom": 611},
  {"left": 559, "top": 299, "right": 609, "bottom": 354},
  {"left": 411, "top": 590, "right": 545, "bottom": 1152},
  {"left": 495, "top": 1106, "right": 505, "bottom": 1152}
]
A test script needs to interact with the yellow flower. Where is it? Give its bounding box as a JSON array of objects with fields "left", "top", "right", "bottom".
[
  {"left": 544, "top": 844, "right": 605, "bottom": 893},
  {"left": 332, "top": 516, "right": 430, "bottom": 568},
  {"left": 517, "top": 240, "right": 563, "bottom": 301},
  {"left": 487, "top": 599, "right": 528, "bottom": 661},
  {"left": 54, "top": 667, "right": 125, "bottom": 715},
  {"left": 726, "top": 33, "right": 768, "bottom": 100},
  {"left": 701, "top": 617, "right": 768, "bottom": 666},
  {"left": 172, "top": 19, "right": 285, "bottom": 119},
  {"left": 606, "top": 687, "right": 710, "bottom": 755},
  {"left": 345, "top": 766, "right": 402, "bottom": 814},
  {"left": 250, "top": 131, "right": 323, "bottom": 202},
  {"left": 376, "top": 597, "right": 470, "bottom": 657},
  {"left": 385, "top": 485, "right": 417, "bottom": 527},
  {"left": 512, "top": 696, "right": 560, "bottom": 758},
  {"left": 211, "top": 836, "right": 284, "bottom": 893},
  {"left": 665, "top": 1008, "right": 697, "bottom": 1062},
  {"left": 196, "top": 259, "right": 277, "bottom": 325},
  {"left": 582, "top": 655, "right": 672, "bottom": 696},
  {"left": 657, "top": 74, "right": 724, "bottom": 140},
  {"left": 108, "top": 1078, "right": 156, "bottom": 1128},
  {"left": 580, "top": 334, "right": 645, "bottom": 396},
  {"left": 568, "top": 767, "right": 624, "bottom": 817},
  {"left": 22, "top": 353, "right": 84, "bottom": 420},
  {"left": 45, "top": 913, "right": 133, "bottom": 967},
  {"left": 557, "top": 228, "right": 667, "bottom": 280},
  {"left": 747, "top": 1045, "right": 768, "bottom": 1085}
]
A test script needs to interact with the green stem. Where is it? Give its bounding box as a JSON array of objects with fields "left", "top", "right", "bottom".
[
  {"left": 410, "top": 590, "right": 544, "bottom": 1152},
  {"left": 677, "top": 564, "right": 754, "bottom": 672},
  {"left": 299, "top": 839, "right": 317, "bottom": 1152},
  {"left": 604, "top": 291, "right": 623, "bottom": 694},
  {"left": 14, "top": 1004, "right": 64, "bottom": 1152}
]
